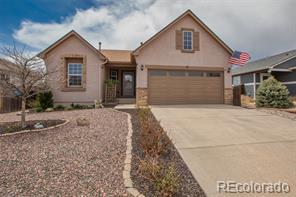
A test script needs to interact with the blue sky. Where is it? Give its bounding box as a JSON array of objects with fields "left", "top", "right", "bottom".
[
  {"left": 0, "top": 0, "right": 97, "bottom": 48},
  {"left": 0, "top": 0, "right": 296, "bottom": 60}
]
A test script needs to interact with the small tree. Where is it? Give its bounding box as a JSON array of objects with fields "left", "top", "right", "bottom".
[
  {"left": 256, "top": 76, "right": 293, "bottom": 108},
  {"left": 0, "top": 44, "right": 56, "bottom": 128}
]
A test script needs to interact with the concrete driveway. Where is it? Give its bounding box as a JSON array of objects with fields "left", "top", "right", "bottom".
[{"left": 151, "top": 105, "right": 296, "bottom": 197}]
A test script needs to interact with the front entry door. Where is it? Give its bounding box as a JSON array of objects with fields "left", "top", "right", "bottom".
[{"left": 122, "top": 71, "right": 135, "bottom": 97}]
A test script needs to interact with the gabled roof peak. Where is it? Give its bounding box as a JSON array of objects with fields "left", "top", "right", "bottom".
[
  {"left": 37, "top": 30, "right": 106, "bottom": 60},
  {"left": 133, "top": 9, "right": 232, "bottom": 55}
]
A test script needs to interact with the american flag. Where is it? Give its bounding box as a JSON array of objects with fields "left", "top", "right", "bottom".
[{"left": 228, "top": 51, "right": 250, "bottom": 66}]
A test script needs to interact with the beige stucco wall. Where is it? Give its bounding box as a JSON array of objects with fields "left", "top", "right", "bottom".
[
  {"left": 135, "top": 14, "right": 232, "bottom": 89},
  {"left": 44, "top": 35, "right": 104, "bottom": 104}
]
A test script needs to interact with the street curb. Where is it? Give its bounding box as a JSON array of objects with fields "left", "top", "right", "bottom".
[{"left": 0, "top": 119, "right": 69, "bottom": 137}]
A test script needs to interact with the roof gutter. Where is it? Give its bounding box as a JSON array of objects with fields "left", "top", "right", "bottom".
[
  {"left": 98, "top": 58, "right": 108, "bottom": 103},
  {"left": 268, "top": 68, "right": 292, "bottom": 73}
]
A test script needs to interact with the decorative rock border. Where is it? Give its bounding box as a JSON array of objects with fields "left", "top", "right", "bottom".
[
  {"left": 0, "top": 119, "right": 70, "bottom": 137},
  {"left": 121, "top": 111, "right": 145, "bottom": 197}
]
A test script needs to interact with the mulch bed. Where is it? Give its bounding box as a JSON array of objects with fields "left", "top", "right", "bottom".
[
  {"left": 0, "top": 119, "right": 65, "bottom": 134},
  {"left": 121, "top": 109, "right": 206, "bottom": 197}
]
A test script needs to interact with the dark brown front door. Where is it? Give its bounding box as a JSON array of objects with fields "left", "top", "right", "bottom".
[{"left": 122, "top": 71, "right": 135, "bottom": 97}]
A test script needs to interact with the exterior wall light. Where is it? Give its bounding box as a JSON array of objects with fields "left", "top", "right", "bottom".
[{"left": 141, "top": 65, "right": 144, "bottom": 71}]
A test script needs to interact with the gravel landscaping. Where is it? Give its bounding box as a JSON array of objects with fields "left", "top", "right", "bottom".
[
  {"left": 121, "top": 109, "right": 206, "bottom": 197},
  {"left": 0, "top": 109, "right": 131, "bottom": 196},
  {"left": 256, "top": 107, "right": 296, "bottom": 121},
  {"left": 0, "top": 119, "right": 66, "bottom": 134}
]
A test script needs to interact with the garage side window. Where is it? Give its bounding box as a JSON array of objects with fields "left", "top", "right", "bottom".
[
  {"left": 206, "top": 72, "right": 221, "bottom": 77},
  {"left": 169, "top": 71, "right": 186, "bottom": 77},
  {"left": 188, "top": 71, "right": 204, "bottom": 77},
  {"left": 149, "top": 70, "right": 167, "bottom": 76}
]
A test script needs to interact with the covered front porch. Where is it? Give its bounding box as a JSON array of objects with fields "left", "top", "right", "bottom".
[
  {"left": 105, "top": 65, "right": 136, "bottom": 103},
  {"left": 101, "top": 49, "right": 137, "bottom": 104}
]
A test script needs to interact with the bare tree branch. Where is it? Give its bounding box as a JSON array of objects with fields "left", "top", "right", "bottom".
[{"left": 0, "top": 43, "right": 58, "bottom": 128}]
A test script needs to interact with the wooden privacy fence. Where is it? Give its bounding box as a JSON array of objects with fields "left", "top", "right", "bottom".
[
  {"left": 0, "top": 97, "right": 21, "bottom": 113},
  {"left": 233, "top": 85, "right": 245, "bottom": 106}
]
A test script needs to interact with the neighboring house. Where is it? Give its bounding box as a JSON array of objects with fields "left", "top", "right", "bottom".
[
  {"left": 0, "top": 59, "right": 21, "bottom": 113},
  {"left": 232, "top": 49, "right": 296, "bottom": 99},
  {"left": 0, "top": 59, "right": 17, "bottom": 97},
  {"left": 38, "top": 9, "right": 233, "bottom": 106}
]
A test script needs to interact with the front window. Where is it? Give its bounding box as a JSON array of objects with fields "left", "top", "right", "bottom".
[
  {"left": 68, "top": 63, "right": 82, "bottom": 87},
  {"left": 183, "top": 31, "right": 193, "bottom": 50},
  {"left": 110, "top": 70, "right": 118, "bottom": 80}
]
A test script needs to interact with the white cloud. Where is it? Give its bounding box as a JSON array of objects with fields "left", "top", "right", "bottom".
[{"left": 13, "top": 0, "right": 296, "bottom": 59}]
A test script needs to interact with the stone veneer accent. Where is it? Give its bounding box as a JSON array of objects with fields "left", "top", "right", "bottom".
[
  {"left": 60, "top": 54, "right": 87, "bottom": 91},
  {"left": 224, "top": 88, "right": 233, "bottom": 105},
  {"left": 136, "top": 88, "right": 148, "bottom": 107}
]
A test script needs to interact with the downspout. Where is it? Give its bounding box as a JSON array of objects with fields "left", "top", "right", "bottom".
[
  {"left": 253, "top": 73, "right": 256, "bottom": 99},
  {"left": 98, "top": 58, "right": 108, "bottom": 103}
]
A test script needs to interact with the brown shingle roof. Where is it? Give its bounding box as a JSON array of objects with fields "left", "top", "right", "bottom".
[{"left": 101, "top": 49, "right": 134, "bottom": 64}]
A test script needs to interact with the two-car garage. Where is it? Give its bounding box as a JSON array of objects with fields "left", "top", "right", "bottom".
[{"left": 148, "top": 69, "right": 224, "bottom": 105}]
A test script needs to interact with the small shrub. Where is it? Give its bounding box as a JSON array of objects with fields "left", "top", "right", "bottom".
[
  {"left": 141, "top": 122, "right": 170, "bottom": 157},
  {"left": 35, "top": 107, "right": 43, "bottom": 113},
  {"left": 37, "top": 91, "right": 54, "bottom": 111},
  {"left": 45, "top": 108, "right": 54, "bottom": 112},
  {"left": 70, "top": 103, "right": 94, "bottom": 109},
  {"left": 54, "top": 104, "right": 65, "bottom": 111},
  {"left": 138, "top": 109, "right": 170, "bottom": 157},
  {"left": 138, "top": 156, "right": 162, "bottom": 181},
  {"left": 256, "top": 76, "right": 293, "bottom": 108},
  {"left": 241, "top": 95, "right": 256, "bottom": 108},
  {"left": 66, "top": 106, "right": 73, "bottom": 111},
  {"left": 155, "top": 166, "right": 179, "bottom": 197},
  {"left": 104, "top": 79, "right": 119, "bottom": 87}
]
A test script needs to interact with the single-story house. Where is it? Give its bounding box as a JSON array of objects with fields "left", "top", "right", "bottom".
[
  {"left": 232, "top": 49, "right": 296, "bottom": 99},
  {"left": 38, "top": 9, "right": 233, "bottom": 106}
]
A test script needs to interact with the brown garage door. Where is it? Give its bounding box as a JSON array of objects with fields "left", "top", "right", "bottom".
[{"left": 148, "top": 69, "right": 224, "bottom": 104}]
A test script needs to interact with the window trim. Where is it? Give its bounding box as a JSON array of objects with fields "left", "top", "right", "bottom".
[
  {"left": 182, "top": 30, "right": 193, "bottom": 51},
  {"left": 260, "top": 73, "right": 271, "bottom": 82},
  {"left": 67, "top": 63, "right": 83, "bottom": 87}
]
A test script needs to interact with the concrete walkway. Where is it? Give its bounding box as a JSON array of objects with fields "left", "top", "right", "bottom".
[{"left": 151, "top": 105, "right": 296, "bottom": 197}]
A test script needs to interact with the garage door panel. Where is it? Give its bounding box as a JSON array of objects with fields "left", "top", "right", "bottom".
[{"left": 148, "top": 69, "right": 223, "bottom": 104}]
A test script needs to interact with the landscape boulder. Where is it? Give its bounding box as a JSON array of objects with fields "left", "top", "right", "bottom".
[{"left": 76, "top": 117, "right": 90, "bottom": 126}]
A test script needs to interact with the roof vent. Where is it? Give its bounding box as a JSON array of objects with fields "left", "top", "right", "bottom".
[{"left": 99, "top": 42, "right": 102, "bottom": 51}]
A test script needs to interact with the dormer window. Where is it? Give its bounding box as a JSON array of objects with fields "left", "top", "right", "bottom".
[{"left": 183, "top": 31, "right": 193, "bottom": 50}]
